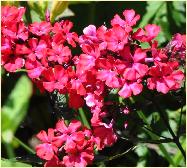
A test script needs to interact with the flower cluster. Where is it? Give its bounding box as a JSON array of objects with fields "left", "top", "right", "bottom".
[
  {"left": 1, "top": 6, "right": 186, "bottom": 167},
  {"left": 36, "top": 120, "right": 95, "bottom": 167}
]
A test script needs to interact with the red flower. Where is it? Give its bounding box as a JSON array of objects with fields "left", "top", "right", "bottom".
[
  {"left": 36, "top": 120, "right": 95, "bottom": 167},
  {"left": 68, "top": 92, "right": 84, "bottom": 109},
  {"left": 44, "top": 155, "right": 64, "bottom": 167},
  {"left": 93, "top": 123, "right": 117, "bottom": 150},
  {"left": 119, "top": 81, "right": 143, "bottom": 98},
  {"left": 42, "top": 65, "right": 68, "bottom": 92},
  {"left": 147, "top": 62, "right": 184, "bottom": 94},
  {"left": 3, "top": 56, "right": 25, "bottom": 72},
  {"left": 29, "top": 21, "right": 51, "bottom": 36},
  {"left": 36, "top": 128, "right": 64, "bottom": 160},
  {"left": 133, "top": 24, "right": 160, "bottom": 42},
  {"left": 111, "top": 9, "right": 140, "bottom": 32},
  {"left": 27, "top": 38, "right": 47, "bottom": 61},
  {"left": 47, "top": 42, "right": 71, "bottom": 64},
  {"left": 105, "top": 25, "right": 128, "bottom": 52},
  {"left": 1, "top": 6, "right": 25, "bottom": 24}
]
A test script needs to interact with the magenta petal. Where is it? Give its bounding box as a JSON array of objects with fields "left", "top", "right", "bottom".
[
  {"left": 118, "top": 83, "right": 132, "bottom": 98},
  {"left": 130, "top": 82, "right": 143, "bottom": 95},
  {"left": 156, "top": 80, "right": 169, "bottom": 94},
  {"left": 36, "top": 143, "right": 54, "bottom": 161}
]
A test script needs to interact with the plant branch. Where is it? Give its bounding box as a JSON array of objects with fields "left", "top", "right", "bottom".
[
  {"left": 13, "top": 136, "right": 35, "bottom": 154},
  {"left": 142, "top": 125, "right": 170, "bottom": 139},
  {"left": 120, "top": 136, "right": 173, "bottom": 144},
  {"left": 152, "top": 97, "right": 186, "bottom": 160},
  {"left": 177, "top": 104, "right": 184, "bottom": 137},
  {"left": 78, "top": 108, "right": 91, "bottom": 129},
  {"left": 108, "top": 145, "right": 138, "bottom": 161}
]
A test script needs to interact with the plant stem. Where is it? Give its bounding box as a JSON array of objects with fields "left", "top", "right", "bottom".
[
  {"left": 137, "top": 110, "right": 176, "bottom": 166},
  {"left": 13, "top": 136, "right": 35, "bottom": 154},
  {"left": 78, "top": 108, "right": 91, "bottom": 129},
  {"left": 108, "top": 145, "right": 138, "bottom": 161},
  {"left": 152, "top": 98, "right": 186, "bottom": 160},
  {"left": 177, "top": 105, "right": 183, "bottom": 137},
  {"left": 120, "top": 136, "right": 173, "bottom": 144},
  {"left": 4, "top": 142, "right": 15, "bottom": 159}
]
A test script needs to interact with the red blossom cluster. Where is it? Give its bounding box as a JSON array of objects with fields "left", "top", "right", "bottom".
[
  {"left": 1, "top": 6, "right": 186, "bottom": 167},
  {"left": 36, "top": 120, "right": 95, "bottom": 167}
]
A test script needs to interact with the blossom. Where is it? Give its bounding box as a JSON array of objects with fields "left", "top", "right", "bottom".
[
  {"left": 105, "top": 25, "right": 128, "bottom": 52},
  {"left": 93, "top": 123, "right": 117, "bottom": 150},
  {"left": 133, "top": 24, "right": 160, "bottom": 42},
  {"left": 29, "top": 21, "right": 51, "bottom": 36},
  {"left": 47, "top": 42, "right": 72, "bottom": 64},
  {"left": 36, "top": 120, "right": 95, "bottom": 167},
  {"left": 147, "top": 62, "right": 184, "bottom": 94},
  {"left": 42, "top": 65, "right": 68, "bottom": 92},
  {"left": 1, "top": 6, "right": 25, "bottom": 24},
  {"left": 36, "top": 128, "right": 64, "bottom": 160}
]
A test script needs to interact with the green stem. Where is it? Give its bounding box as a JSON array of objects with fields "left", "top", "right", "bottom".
[
  {"left": 4, "top": 142, "right": 15, "bottom": 159},
  {"left": 108, "top": 145, "right": 138, "bottom": 161},
  {"left": 120, "top": 136, "right": 173, "bottom": 144},
  {"left": 78, "top": 108, "right": 91, "bottom": 129},
  {"left": 15, "top": 69, "right": 27, "bottom": 73},
  {"left": 137, "top": 110, "right": 176, "bottom": 166},
  {"left": 152, "top": 98, "right": 186, "bottom": 160},
  {"left": 13, "top": 136, "right": 35, "bottom": 154}
]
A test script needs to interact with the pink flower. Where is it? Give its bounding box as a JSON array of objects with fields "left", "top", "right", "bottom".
[
  {"left": 111, "top": 9, "right": 140, "bottom": 32},
  {"left": 29, "top": 21, "right": 51, "bottom": 36},
  {"left": 42, "top": 65, "right": 68, "bottom": 92},
  {"left": 47, "top": 42, "right": 72, "bottom": 64},
  {"left": 147, "top": 62, "right": 184, "bottom": 94},
  {"left": 123, "top": 9, "right": 140, "bottom": 26},
  {"left": 1, "top": 6, "right": 25, "bottom": 24},
  {"left": 3, "top": 56, "right": 25, "bottom": 72},
  {"left": 105, "top": 25, "right": 128, "bottom": 52},
  {"left": 25, "top": 59, "right": 44, "bottom": 79},
  {"left": 36, "top": 128, "right": 64, "bottom": 160},
  {"left": 96, "top": 69, "right": 121, "bottom": 88},
  {"left": 93, "top": 123, "right": 117, "bottom": 150},
  {"left": 27, "top": 38, "right": 47, "bottom": 61},
  {"left": 133, "top": 24, "right": 160, "bottom": 42},
  {"left": 68, "top": 92, "right": 84, "bottom": 109},
  {"left": 119, "top": 82, "right": 143, "bottom": 98}
]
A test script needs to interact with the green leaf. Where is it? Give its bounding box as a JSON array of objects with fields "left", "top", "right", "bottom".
[
  {"left": 172, "top": 1, "right": 186, "bottom": 12},
  {"left": 28, "top": 1, "right": 48, "bottom": 21},
  {"left": 150, "top": 112, "right": 160, "bottom": 126},
  {"left": 30, "top": 10, "right": 42, "bottom": 22},
  {"left": 2, "top": 75, "right": 32, "bottom": 143},
  {"left": 1, "top": 158, "right": 32, "bottom": 167},
  {"left": 140, "top": 42, "right": 150, "bottom": 49},
  {"left": 139, "top": 1, "right": 164, "bottom": 27},
  {"left": 135, "top": 145, "right": 148, "bottom": 166},
  {"left": 1, "top": 1, "right": 19, "bottom": 6},
  {"left": 137, "top": 110, "right": 176, "bottom": 166},
  {"left": 173, "top": 137, "right": 186, "bottom": 166},
  {"left": 55, "top": 8, "right": 75, "bottom": 19},
  {"left": 50, "top": 1, "right": 69, "bottom": 22}
]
